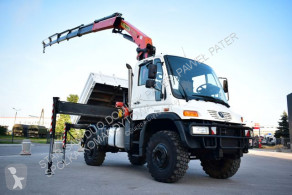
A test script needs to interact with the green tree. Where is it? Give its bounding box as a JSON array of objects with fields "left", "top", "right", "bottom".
[
  {"left": 274, "top": 111, "right": 289, "bottom": 138},
  {"left": 55, "top": 94, "right": 79, "bottom": 140},
  {"left": 0, "top": 126, "right": 8, "bottom": 135},
  {"left": 67, "top": 94, "right": 79, "bottom": 103}
]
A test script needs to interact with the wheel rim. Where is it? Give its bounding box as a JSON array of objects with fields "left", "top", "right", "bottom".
[{"left": 152, "top": 144, "right": 168, "bottom": 169}]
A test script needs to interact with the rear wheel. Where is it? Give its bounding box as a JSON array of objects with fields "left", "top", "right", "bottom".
[
  {"left": 200, "top": 158, "right": 241, "bottom": 179},
  {"left": 128, "top": 153, "right": 146, "bottom": 166},
  {"left": 84, "top": 136, "right": 106, "bottom": 166},
  {"left": 146, "top": 131, "right": 189, "bottom": 183}
]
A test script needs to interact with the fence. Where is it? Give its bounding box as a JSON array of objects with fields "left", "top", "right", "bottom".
[
  {"left": 45, "top": 131, "right": 84, "bottom": 144},
  {"left": 46, "top": 133, "right": 63, "bottom": 144}
]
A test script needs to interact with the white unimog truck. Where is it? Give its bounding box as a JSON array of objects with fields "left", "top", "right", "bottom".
[{"left": 43, "top": 13, "right": 253, "bottom": 183}]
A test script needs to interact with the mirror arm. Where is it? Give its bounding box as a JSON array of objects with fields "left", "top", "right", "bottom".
[
  {"left": 153, "top": 86, "right": 164, "bottom": 99},
  {"left": 154, "top": 87, "right": 162, "bottom": 93}
]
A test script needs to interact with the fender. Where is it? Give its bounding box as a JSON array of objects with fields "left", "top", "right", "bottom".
[{"left": 138, "top": 112, "right": 190, "bottom": 156}]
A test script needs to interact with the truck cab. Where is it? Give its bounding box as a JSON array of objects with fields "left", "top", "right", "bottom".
[{"left": 132, "top": 54, "right": 242, "bottom": 123}]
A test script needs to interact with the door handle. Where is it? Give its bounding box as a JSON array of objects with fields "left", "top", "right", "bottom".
[{"left": 134, "top": 101, "right": 140, "bottom": 105}]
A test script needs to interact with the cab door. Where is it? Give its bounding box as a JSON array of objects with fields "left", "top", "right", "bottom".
[{"left": 131, "top": 58, "right": 165, "bottom": 120}]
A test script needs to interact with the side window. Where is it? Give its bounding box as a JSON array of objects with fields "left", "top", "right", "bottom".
[
  {"left": 154, "top": 58, "right": 163, "bottom": 101},
  {"left": 138, "top": 64, "right": 149, "bottom": 86}
]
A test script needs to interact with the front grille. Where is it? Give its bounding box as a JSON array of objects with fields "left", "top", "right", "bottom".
[
  {"left": 220, "top": 128, "right": 240, "bottom": 136},
  {"left": 208, "top": 110, "right": 232, "bottom": 121},
  {"left": 221, "top": 138, "right": 239, "bottom": 147}
]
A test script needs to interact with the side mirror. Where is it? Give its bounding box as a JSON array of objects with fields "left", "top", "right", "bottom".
[
  {"left": 146, "top": 79, "right": 155, "bottom": 88},
  {"left": 219, "top": 77, "right": 229, "bottom": 100},
  {"left": 148, "top": 64, "right": 157, "bottom": 79},
  {"left": 223, "top": 80, "right": 228, "bottom": 93}
]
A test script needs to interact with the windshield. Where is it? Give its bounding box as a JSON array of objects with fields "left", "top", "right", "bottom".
[{"left": 164, "top": 55, "right": 229, "bottom": 106}]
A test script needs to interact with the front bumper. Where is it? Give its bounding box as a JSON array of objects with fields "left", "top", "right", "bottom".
[{"left": 179, "top": 120, "right": 253, "bottom": 150}]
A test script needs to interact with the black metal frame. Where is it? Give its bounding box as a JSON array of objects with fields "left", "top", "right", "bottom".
[
  {"left": 287, "top": 93, "right": 292, "bottom": 147},
  {"left": 187, "top": 122, "right": 253, "bottom": 150},
  {"left": 46, "top": 97, "right": 117, "bottom": 175},
  {"left": 62, "top": 123, "right": 90, "bottom": 163}
]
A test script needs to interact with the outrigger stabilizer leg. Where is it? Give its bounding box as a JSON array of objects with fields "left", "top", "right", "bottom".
[
  {"left": 45, "top": 96, "right": 112, "bottom": 175},
  {"left": 62, "top": 123, "right": 70, "bottom": 163},
  {"left": 46, "top": 97, "right": 59, "bottom": 175}
]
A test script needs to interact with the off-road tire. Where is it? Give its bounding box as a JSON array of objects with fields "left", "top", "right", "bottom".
[
  {"left": 146, "top": 131, "right": 189, "bottom": 183},
  {"left": 200, "top": 158, "right": 241, "bottom": 179},
  {"left": 128, "top": 153, "right": 146, "bottom": 166},
  {"left": 84, "top": 136, "right": 106, "bottom": 166}
]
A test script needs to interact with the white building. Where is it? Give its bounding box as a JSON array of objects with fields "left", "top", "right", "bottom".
[
  {"left": 245, "top": 121, "right": 277, "bottom": 137},
  {"left": 253, "top": 125, "right": 277, "bottom": 137}
]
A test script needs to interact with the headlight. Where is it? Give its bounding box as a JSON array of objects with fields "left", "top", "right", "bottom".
[{"left": 192, "top": 126, "right": 209, "bottom": 135}]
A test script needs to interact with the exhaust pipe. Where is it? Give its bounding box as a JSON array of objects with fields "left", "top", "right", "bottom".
[{"left": 126, "top": 64, "right": 133, "bottom": 111}]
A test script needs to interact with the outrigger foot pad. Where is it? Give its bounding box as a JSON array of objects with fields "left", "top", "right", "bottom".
[{"left": 45, "top": 162, "right": 54, "bottom": 175}]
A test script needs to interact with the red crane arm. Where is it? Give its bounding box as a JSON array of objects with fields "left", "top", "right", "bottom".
[
  {"left": 118, "top": 20, "right": 153, "bottom": 52},
  {"left": 43, "top": 13, "right": 155, "bottom": 60}
]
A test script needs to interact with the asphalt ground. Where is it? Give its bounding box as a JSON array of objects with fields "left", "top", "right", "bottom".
[{"left": 0, "top": 144, "right": 291, "bottom": 195}]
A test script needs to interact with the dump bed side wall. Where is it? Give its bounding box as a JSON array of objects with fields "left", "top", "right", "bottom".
[{"left": 72, "top": 73, "right": 128, "bottom": 124}]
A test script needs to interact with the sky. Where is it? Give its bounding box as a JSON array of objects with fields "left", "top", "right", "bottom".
[{"left": 0, "top": 0, "right": 291, "bottom": 126}]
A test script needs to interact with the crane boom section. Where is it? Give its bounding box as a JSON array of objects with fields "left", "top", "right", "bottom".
[
  {"left": 42, "top": 13, "right": 155, "bottom": 60},
  {"left": 118, "top": 20, "right": 153, "bottom": 50}
]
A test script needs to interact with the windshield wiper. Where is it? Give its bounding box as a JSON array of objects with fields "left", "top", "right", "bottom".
[
  {"left": 192, "top": 94, "right": 230, "bottom": 107},
  {"left": 179, "top": 84, "right": 189, "bottom": 102},
  {"left": 170, "top": 75, "right": 189, "bottom": 102}
]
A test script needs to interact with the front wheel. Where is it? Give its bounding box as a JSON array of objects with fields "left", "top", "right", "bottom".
[
  {"left": 200, "top": 158, "right": 241, "bottom": 179},
  {"left": 146, "top": 131, "right": 189, "bottom": 183}
]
